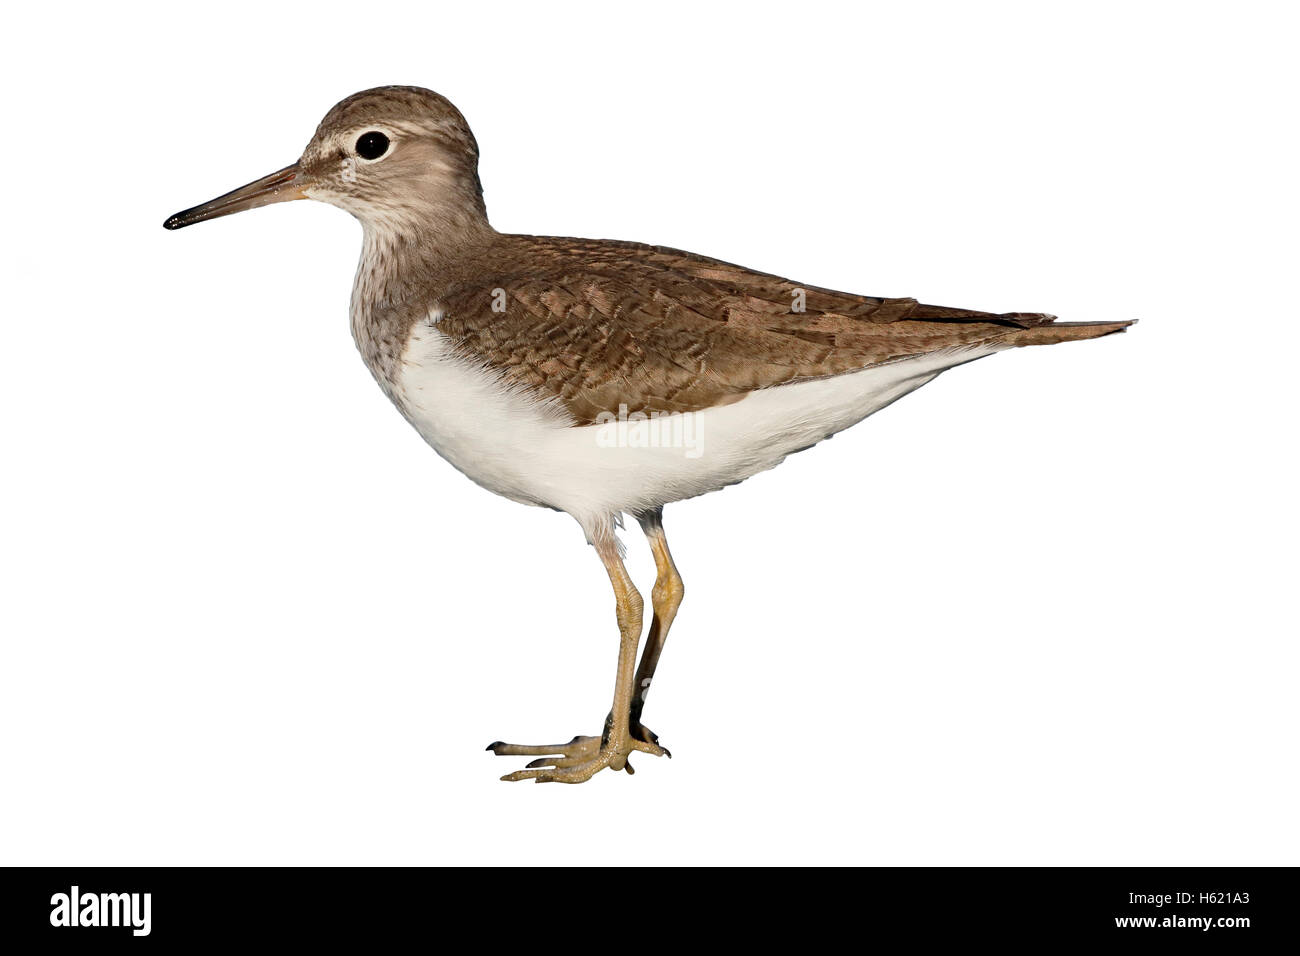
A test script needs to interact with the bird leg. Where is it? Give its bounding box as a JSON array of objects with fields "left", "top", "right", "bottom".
[
  {"left": 490, "top": 527, "right": 669, "bottom": 783},
  {"left": 626, "top": 508, "right": 684, "bottom": 750}
]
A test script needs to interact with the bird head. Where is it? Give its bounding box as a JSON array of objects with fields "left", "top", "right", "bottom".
[{"left": 164, "top": 86, "right": 488, "bottom": 236}]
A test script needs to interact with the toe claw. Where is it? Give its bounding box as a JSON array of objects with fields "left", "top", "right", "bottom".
[
  {"left": 525, "top": 757, "right": 555, "bottom": 769},
  {"left": 486, "top": 741, "right": 504, "bottom": 752}
]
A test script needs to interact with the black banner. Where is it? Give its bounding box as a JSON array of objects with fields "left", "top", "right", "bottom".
[{"left": 1, "top": 867, "right": 1291, "bottom": 945}]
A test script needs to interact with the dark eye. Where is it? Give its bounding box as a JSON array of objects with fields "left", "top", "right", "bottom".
[{"left": 355, "top": 131, "right": 389, "bottom": 160}]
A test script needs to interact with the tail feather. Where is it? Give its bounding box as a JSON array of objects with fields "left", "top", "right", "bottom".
[
  {"left": 1000, "top": 319, "right": 1136, "bottom": 347},
  {"left": 908, "top": 303, "right": 1137, "bottom": 346}
]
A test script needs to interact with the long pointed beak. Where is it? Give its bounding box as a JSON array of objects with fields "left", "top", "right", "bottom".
[{"left": 163, "top": 163, "right": 307, "bottom": 230}]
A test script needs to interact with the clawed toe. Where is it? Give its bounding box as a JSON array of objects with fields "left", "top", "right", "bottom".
[
  {"left": 485, "top": 735, "right": 600, "bottom": 758},
  {"left": 488, "top": 728, "right": 670, "bottom": 783}
]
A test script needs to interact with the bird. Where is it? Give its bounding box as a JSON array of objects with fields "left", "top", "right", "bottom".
[{"left": 165, "top": 86, "right": 1133, "bottom": 783}]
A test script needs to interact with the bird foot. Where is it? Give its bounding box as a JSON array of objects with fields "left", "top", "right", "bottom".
[{"left": 486, "top": 728, "right": 670, "bottom": 783}]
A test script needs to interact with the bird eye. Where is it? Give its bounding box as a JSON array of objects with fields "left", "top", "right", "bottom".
[{"left": 355, "top": 131, "right": 390, "bottom": 160}]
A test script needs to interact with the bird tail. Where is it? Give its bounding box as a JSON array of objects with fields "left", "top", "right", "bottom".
[{"left": 999, "top": 317, "right": 1137, "bottom": 347}]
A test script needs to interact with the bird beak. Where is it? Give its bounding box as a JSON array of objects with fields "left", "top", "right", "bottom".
[{"left": 163, "top": 163, "right": 307, "bottom": 230}]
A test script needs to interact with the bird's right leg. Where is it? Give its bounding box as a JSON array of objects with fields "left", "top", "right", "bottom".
[{"left": 626, "top": 507, "right": 684, "bottom": 751}]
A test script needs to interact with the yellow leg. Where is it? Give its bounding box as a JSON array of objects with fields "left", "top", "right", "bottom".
[
  {"left": 629, "top": 508, "right": 684, "bottom": 747},
  {"left": 490, "top": 523, "right": 669, "bottom": 783}
]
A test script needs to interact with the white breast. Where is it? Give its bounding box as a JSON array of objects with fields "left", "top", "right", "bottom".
[{"left": 391, "top": 313, "right": 1004, "bottom": 535}]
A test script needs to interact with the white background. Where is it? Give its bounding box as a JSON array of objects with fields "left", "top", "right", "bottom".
[{"left": 2, "top": 1, "right": 1295, "bottom": 866}]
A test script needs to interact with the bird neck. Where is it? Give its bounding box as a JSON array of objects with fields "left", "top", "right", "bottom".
[{"left": 349, "top": 217, "right": 496, "bottom": 393}]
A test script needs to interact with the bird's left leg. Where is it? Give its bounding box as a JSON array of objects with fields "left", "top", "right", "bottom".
[{"left": 489, "top": 526, "right": 669, "bottom": 783}]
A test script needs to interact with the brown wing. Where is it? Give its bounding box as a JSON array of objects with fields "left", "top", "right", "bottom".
[{"left": 432, "top": 237, "right": 1118, "bottom": 425}]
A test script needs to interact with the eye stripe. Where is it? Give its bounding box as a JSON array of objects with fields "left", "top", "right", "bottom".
[{"left": 355, "top": 131, "right": 390, "bottom": 160}]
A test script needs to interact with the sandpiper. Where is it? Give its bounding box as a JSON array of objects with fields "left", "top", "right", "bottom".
[{"left": 165, "top": 86, "right": 1132, "bottom": 783}]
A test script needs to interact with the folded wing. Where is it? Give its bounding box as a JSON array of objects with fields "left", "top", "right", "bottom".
[{"left": 433, "top": 237, "right": 1130, "bottom": 425}]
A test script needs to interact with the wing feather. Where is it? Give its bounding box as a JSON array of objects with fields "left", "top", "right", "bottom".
[{"left": 432, "top": 237, "right": 1064, "bottom": 425}]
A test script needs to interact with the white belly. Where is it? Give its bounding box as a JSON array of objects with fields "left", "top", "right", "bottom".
[{"left": 391, "top": 316, "right": 1002, "bottom": 531}]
